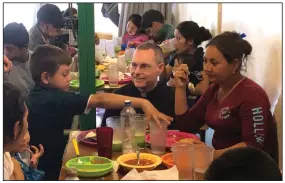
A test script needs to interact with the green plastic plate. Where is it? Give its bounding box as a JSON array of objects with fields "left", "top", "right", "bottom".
[
  {"left": 69, "top": 79, "right": 105, "bottom": 89},
  {"left": 65, "top": 156, "right": 113, "bottom": 178}
]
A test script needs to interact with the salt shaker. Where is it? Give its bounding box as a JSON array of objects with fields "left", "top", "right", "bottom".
[{"left": 65, "top": 167, "right": 79, "bottom": 180}]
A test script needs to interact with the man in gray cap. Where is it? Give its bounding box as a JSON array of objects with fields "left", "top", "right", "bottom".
[
  {"left": 4, "top": 22, "right": 34, "bottom": 100},
  {"left": 28, "top": 3, "right": 64, "bottom": 51}
]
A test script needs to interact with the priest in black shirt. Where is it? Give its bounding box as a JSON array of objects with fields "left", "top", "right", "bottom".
[{"left": 102, "top": 42, "right": 176, "bottom": 129}]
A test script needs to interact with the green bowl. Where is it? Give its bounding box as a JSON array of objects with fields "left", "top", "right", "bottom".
[
  {"left": 65, "top": 156, "right": 113, "bottom": 178},
  {"left": 69, "top": 79, "right": 105, "bottom": 89}
]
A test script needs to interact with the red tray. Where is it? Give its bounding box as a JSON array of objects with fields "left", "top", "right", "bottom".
[
  {"left": 100, "top": 74, "right": 132, "bottom": 84},
  {"left": 145, "top": 130, "right": 199, "bottom": 148}
]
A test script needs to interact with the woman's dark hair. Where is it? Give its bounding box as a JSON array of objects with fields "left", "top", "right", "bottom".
[
  {"left": 176, "top": 21, "right": 212, "bottom": 47},
  {"left": 4, "top": 83, "right": 25, "bottom": 144},
  {"left": 128, "top": 14, "right": 142, "bottom": 30},
  {"left": 206, "top": 31, "right": 252, "bottom": 71},
  {"left": 30, "top": 45, "right": 72, "bottom": 83},
  {"left": 205, "top": 147, "right": 282, "bottom": 181}
]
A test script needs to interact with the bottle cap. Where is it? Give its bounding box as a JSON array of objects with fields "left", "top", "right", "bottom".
[{"left": 124, "top": 100, "right": 131, "bottom": 106}]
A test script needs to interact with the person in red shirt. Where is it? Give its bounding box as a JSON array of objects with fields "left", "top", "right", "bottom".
[
  {"left": 173, "top": 31, "right": 278, "bottom": 162},
  {"left": 122, "top": 14, "right": 149, "bottom": 48}
]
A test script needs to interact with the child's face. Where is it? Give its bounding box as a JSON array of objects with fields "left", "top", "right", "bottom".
[
  {"left": 12, "top": 104, "right": 30, "bottom": 153},
  {"left": 127, "top": 20, "right": 138, "bottom": 36},
  {"left": 48, "top": 65, "right": 72, "bottom": 91}
]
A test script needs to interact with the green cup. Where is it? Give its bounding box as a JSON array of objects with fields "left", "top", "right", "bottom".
[
  {"left": 106, "top": 116, "right": 123, "bottom": 152},
  {"left": 131, "top": 114, "right": 147, "bottom": 148}
]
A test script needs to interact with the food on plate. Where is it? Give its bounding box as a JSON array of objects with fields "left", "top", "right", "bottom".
[
  {"left": 77, "top": 159, "right": 83, "bottom": 164},
  {"left": 124, "top": 159, "right": 154, "bottom": 166},
  {"left": 84, "top": 131, "right": 96, "bottom": 141},
  {"left": 90, "top": 158, "right": 106, "bottom": 164},
  {"left": 179, "top": 138, "right": 194, "bottom": 144},
  {"left": 97, "top": 65, "right": 106, "bottom": 71}
]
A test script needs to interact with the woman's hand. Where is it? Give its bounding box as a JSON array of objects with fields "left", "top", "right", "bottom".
[
  {"left": 27, "top": 144, "right": 44, "bottom": 169},
  {"left": 141, "top": 100, "right": 173, "bottom": 128},
  {"left": 174, "top": 64, "right": 189, "bottom": 88}
]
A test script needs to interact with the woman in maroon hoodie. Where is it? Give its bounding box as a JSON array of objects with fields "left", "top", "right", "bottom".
[{"left": 173, "top": 31, "right": 278, "bottom": 162}]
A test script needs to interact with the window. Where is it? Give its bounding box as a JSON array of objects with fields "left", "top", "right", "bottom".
[
  {"left": 94, "top": 3, "right": 119, "bottom": 37},
  {"left": 4, "top": 3, "right": 120, "bottom": 37},
  {"left": 4, "top": 3, "right": 41, "bottom": 31}
]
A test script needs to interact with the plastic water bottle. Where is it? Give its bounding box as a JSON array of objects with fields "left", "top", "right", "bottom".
[{"left": 121, "top": 100, "right": 137, "bottom": 154}]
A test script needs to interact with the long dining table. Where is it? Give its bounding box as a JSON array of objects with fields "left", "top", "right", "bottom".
[{"left": 58, "top": 131, "right": 168, "bottom": 180}]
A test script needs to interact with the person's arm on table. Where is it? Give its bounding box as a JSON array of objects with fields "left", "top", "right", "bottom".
[{"left": 87, "top": 93, "right": 173, "bottom": 126}]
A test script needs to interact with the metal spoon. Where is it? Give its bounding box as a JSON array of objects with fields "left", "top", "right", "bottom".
[{"left": 136, "top": 146, "right": 141, "bottom": 165}]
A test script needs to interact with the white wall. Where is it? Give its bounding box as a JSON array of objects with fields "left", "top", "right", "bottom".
[{"left": 222, "top": 3, "right": 282, "bottom": 114}]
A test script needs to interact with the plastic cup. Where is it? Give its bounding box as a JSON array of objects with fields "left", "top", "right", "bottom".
[
  {"left": 149, "top": 120, "right": 167, "bottom": 154},
  {"left": 96, "top": 127, "right": 113, "bottom": 159},
  {"left": 108, "top": 64, "right": 119, "bottom": 87},
  {"left": 19, "top": 147, "right": 31, "bottom": 165},
  {"left": 159, "top": 38, "right": 176, "bottom": 53},
  {"left": 125, "top": 48, "right": 135, "bottom": 63},
  {"left": 117, "top": 55, "right": 126, "bottom": 73},
  {"left": 131, "top": 114, "right": 147, "bottom": 148},
  {"left": 171, "top": 142, "right": 194, "bottom": 180},
  {"left": 193, "top": 144, "right": 214, "bottom": 180},
  {"left": 106, "top": 116, "right": 123, "bottom": 152}
]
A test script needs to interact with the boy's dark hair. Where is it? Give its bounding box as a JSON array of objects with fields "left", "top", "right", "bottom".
[
  {"left": 37, "top": 3, "right": 64, "bottom": 28},
  {"left": 128, "top": 14, "right": 142, "bottom": 30},
  {"left": 176, "top": 21, "right": 212, "bottom": 48},
  {"left": 4, "top": 83, "right": 25, "bottom": 144},
  {"left": 206, "top": 31, "right": 252, "bottom": 72},
  {"left": 205, "top": 147, "right": 282, "bottom": 181},
  {"left": 176, "top": 52, "right": 196, "bottom": 71},
  {"left": 141, "top": 9, "right": 164, "bottom": 29},
  {"left": 3, "top": 22, "right": 29, "bottom": 49},
  {"left": 30, "top": 45, "right": 72, "bottom": 83}
]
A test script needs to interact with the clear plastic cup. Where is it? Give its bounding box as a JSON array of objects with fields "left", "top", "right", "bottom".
[
  {"left": 193, "top": 144, "right": 214, "bottom": 180},
  {"left": 108, "top": 64, "right": 119, "bottom": 87},
  {"left": 106, "top": 116, "right": 123, "bottom": 152},
  {"left": 159, "top": 38, "right": 176, "bottom": 53},
  {"left": 19, "top": 148, "right": 31, "bottom": 165},
  {"left": 131, "top": 114, "right": 147, "bottom": 148},
  {"left": 171, "top": 142, "right": 194, "bottom": 180},
  {"left": 149, "top": 120, "right": 167, "bottom": 154}
]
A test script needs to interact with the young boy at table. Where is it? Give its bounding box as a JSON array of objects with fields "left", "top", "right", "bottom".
[
  {"left": 26, "top": 45, "right": 172, "bottom": 180},
  {"left": 205, "top": 147, "right": 282, "bottom": 180}
]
